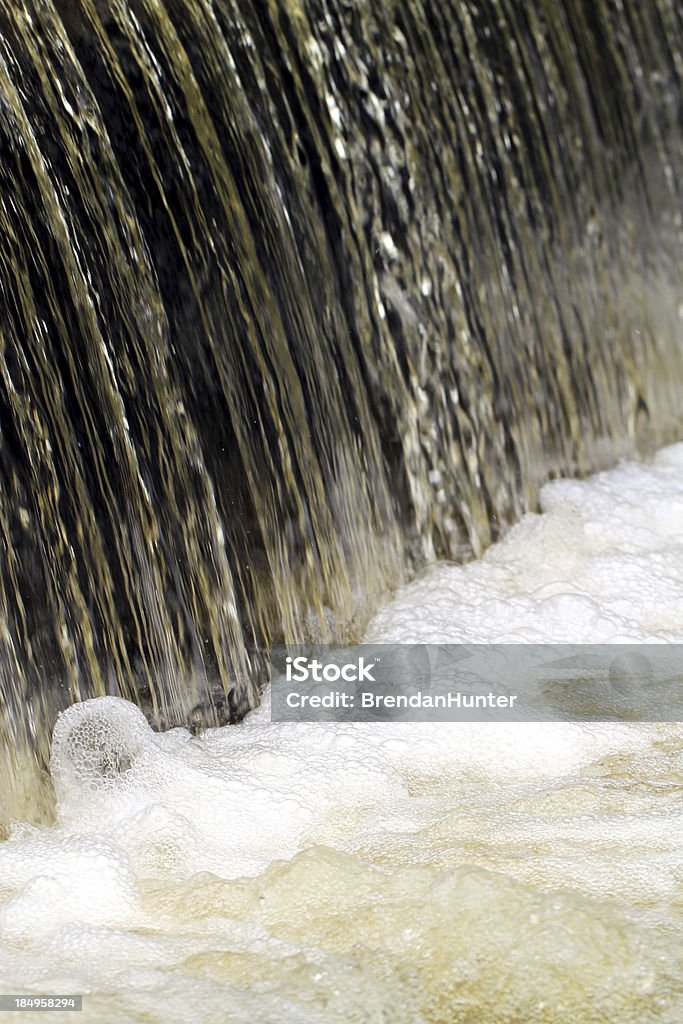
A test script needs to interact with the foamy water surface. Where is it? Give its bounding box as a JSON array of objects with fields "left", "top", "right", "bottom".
[{"left": 2, "top": 446, "right": 683, "bottom": 1022}]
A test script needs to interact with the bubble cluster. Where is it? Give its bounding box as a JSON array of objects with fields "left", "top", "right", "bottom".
[{"left": 50, "top": 697, "right": 153, "bottom": 802}]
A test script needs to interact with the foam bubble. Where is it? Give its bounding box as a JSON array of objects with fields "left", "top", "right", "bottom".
[{"left": 50, "top": 697, "right": 155, "bottom": 806}]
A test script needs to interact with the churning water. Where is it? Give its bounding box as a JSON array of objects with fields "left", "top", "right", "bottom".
[
  {"left": 1, "top": 447, "right": 683, "bottom": 1022},
  {"left": 0, "top": 0, "right": 682, "bottom": 1020},
  {"left": 0, "top": 0, "right": 682, "bottom": 823}
]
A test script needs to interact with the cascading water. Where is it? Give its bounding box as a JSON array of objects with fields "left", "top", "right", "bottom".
[
  {"left": 1, "top": 3, "right": 683, "bottom": 1021},
  {"left": 0, "top": 1, "right": 681, "bottom": 827}
]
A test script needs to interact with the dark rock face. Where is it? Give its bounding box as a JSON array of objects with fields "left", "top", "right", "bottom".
[{"left": 0, "top": 0, "right": 681, "bottom": 816}]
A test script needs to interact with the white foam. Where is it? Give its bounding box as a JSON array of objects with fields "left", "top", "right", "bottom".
[
  {"left": 367, "top": 444, "right": 683, "bottom": 644},
  {"left": 2, "top": 446, "right": 683, "bottom": 1022}
]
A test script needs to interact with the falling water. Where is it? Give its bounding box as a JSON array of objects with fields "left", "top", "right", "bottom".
[{"left": 0, "top": 0, "right": 681, "bottom": 823}]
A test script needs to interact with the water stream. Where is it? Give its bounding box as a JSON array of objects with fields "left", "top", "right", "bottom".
[
  {"left": 0, "top": 0, "right": 681, "bottom": 822},
  {"left": 0, "top": 2, "right": 682, "bottom": 1018}
]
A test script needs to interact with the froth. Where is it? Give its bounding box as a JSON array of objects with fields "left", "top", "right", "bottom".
[
  {"left": 2, "top": 446, "right": 683, "bottom": 1022},
  {"left": 366, "top": 444, "right": 683, "bottom": 644}
]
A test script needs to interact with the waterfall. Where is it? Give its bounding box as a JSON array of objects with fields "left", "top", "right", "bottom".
[{"left": 0, "top": 0, "right": 681, "bottom": 822}]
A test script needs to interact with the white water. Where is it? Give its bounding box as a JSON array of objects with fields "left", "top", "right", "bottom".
[{"left": 2, "top": 446, "right": 683, "bottom": 1023}]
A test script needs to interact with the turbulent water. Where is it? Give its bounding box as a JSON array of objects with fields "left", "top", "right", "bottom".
[
  {"left": 0, "top": 448, "right": 682, "bottom": 1022},
  {"left": 0, "top": 2, "right": 682, "bottom": 1016},
  {"left": 0, "top": 0, "right": 682, "bottom": 823}
]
